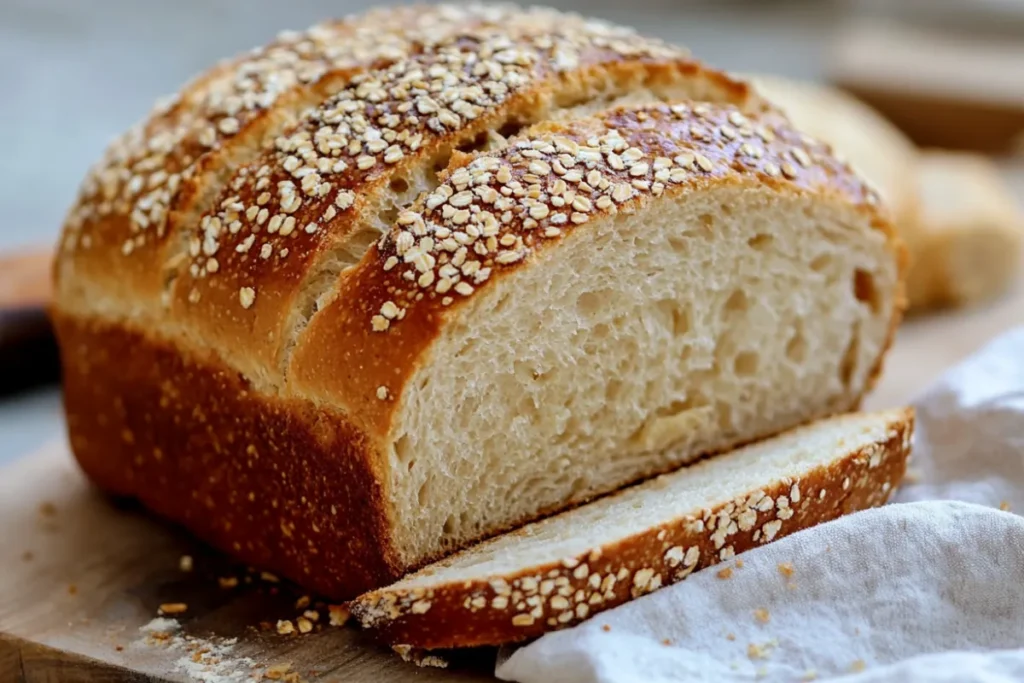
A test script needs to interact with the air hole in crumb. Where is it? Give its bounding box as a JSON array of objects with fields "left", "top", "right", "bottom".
[
  {"left": 569, "top": 476, "right": 589, "bottom": 497},
  {"left": 442, "top": 515, "right": 456, "bottom": 535},
  {"left": 719, "top": 203, "right": 734, "bottom": 217},
  {"left": 697, "top": 213, "right": 715, "bottom": 238},
  {"left": 839, "top": 326, "right": 861, "bottom": 387},
  {"left": 723, "top": 289, "right": 750, "bottom": 316},
  {"left": 810, "top": 254, "right": 833, "bottom": 273},
  {"left": 786, "top": 328, "right": 808, "bottom": 363},
  {"left": 715, "top": 402, "right": 733, "bottom": 431},
  {"left": 853, "top": 269, "right": 880, "bottom": 313},
  {"left": 733, "top": 351, "right": 760, "bottom": 377},
  {"left": 395, "top": 435, "right": 413, "bottom": 464},
  {"left": 389, "top": 176, "right": 409, "bottom": 193},
  {"left": 577, "top": 291, "right": 607, "bottom": 318},
  {"left": 417, "top": 479, "right": 432, "bottom": 506},
  {"left": 605, "top": 379, "right": 623, "bottom": 402},
  {"left": 747, "top": 234, "right": 774, "bottom": 251}
]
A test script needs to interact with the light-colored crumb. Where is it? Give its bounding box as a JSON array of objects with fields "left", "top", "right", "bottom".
[
  {"left": 159, "top": 603, "right": 188, "bottom": 615},
  {"left": 754, "top": 608, "right": 770, "bottom": 624},
  {"left": 328, "top": 604, "right": 350, "bottom": 627},
  {"left": 851, "top": 659, "right": 867, "bottom": 672},
  {"left": 276, "top": 619, "right": 295, "bottom": 635},
  {"left": 778, "top": 562, "right": 794, "bottom": 577},
  {"left": 1000, "top": 501, "right": 1011, "bottom": 512},
  {"left": 179, "top": 555, "right": 194, "bottom": 572},
  {"left": 717, "top": 567, "right": 734, "bottom": 580}
]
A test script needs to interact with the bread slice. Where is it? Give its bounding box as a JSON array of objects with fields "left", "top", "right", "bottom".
[
  {"left": 909, "top": 151, "right": 1023, "bottom": 309},
  {"left": 52, "top": 5, "right": 904, "bottom": 601},
  {"left": 352, "top": 409, "right": 913, "bottom": 649}
]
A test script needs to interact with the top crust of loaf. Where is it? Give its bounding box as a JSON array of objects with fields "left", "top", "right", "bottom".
[{"left": 54, "top": 3, "right": 768, "bottom": 385}]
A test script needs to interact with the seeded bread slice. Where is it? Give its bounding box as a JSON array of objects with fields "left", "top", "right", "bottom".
[{"left": 352, "top": 409, "right": 913, "bottom": 650}]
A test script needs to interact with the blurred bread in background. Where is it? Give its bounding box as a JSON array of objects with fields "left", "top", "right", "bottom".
[
  {"left": 749, "top": 74, "right": 1023, "bottom": 312},
  {"left": 911, "top": 151, "right": 1024, "bottom": 309}
]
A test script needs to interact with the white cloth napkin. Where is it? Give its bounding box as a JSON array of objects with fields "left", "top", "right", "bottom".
[{"left": 497, "top": 328, "right": 1024, "bottom": 683}]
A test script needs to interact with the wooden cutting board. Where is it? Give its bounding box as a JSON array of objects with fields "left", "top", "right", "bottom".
[{"left": 3, "top": 269, "right": 1024, "bottom": 682}]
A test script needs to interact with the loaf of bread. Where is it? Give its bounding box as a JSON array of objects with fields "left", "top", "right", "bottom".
[
  {"left": 52, "top": 4, "right": 904, "bottom": 600},
  {"left": 748, "top": 75, "right": 920, "bottom": 249},
  {"left": 749, "top": 75, "right": 1023, "bottom": 311},
  {"left": 909, "top": 150, "right": 1023, "bottom": 308},
  {"left": 353, "top": 409, "right": 913, "bottom": 649}
]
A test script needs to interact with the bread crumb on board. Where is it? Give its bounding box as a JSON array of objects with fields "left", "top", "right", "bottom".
[
  {"left": 778, "top": 562, "right": 795, "bottom": 577},
  {"left": 999, "top": 500, "right": 1012, "bottom": 512},
  {"left": 159, "top": 603, "right": 188, "bottom": 615},
  {"left": 716, "top": 567, "right": 733, "bottom": 580},
  {"left": 754, "top": 608, "right": 770, "bottom": 624},
  {"left": 393, "top": 644, "right": 450, "bottom": 669},
  {"left": 328, "top": 604, "right": 351, "bottom": 627}
]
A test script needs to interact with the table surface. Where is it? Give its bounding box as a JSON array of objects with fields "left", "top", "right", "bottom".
[{"left": 2, "top": 0, "right": 1023, "bottom": 467}]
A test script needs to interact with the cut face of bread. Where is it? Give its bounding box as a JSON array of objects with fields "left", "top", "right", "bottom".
[
  {"left": 352, "top": 409, "right": 913, "bottom": 649},
  {"left": 386, "top": 173, "right": 898, "bottom": 564}
]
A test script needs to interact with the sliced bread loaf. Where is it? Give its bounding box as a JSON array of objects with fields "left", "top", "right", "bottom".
[
  {"left": 352, "top": 408, "right": 913, "bottom": 649},
  {"left": 53, "top": 5, "right": 905, "bottom": 599}
]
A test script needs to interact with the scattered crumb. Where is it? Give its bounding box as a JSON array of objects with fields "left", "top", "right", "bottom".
[
  {"left": 735, "top": 559, "right": 744, "bottom": 569},
  {"left": 179, "top": 555, "right": 194, "bottom": 572},
  {"left": 726, "top": 632, "right": 736, "bottom": 641},
  {"left": 328, "top": 604, "right": 350, "bottom": 627},
  {"left": 1000, "top": 501, "right": 1012, "bottom": 512},
  {"left": 140, "top": 617, "right": 181, "bottom": 635},
  {"left": 716, "top": 567, "right": 733, "bottom": 580},
  {"left": 601, "top": 624, "right": 611, "bottom": 632},
  {"left": 218, "top": 576, "right": 239, "bottom": 589},
  {"left": 747, "top": 641, "right": 776, "bottom": 660},
  {"left": 393, "top": 644, "right": 449, "bottom": 669},
  {"left": 21, "top": 551, "right": 33, "bottom": 562},
  {"left": 295, "top": 595, "right": 311, "bottom": 610},
  {"left": 68, "top": 584, "right": 78, "bottom": 596},
  {"left": 276, "top": 619, "right": 296, "bottom": 635},
  {"left": 265, "top": 663, "right": 293, "bottom": 680},
  {"left": 850, "top": 659, "right": 867, "bottom": 673},
  {"left": 115, "top": 645, "right": 124, "bottom": 652},
  {"left": 39, "top": 502, "right": 57, "bottom": 516},
  {"left": 778, "top": 562, "right": 794, "bottom": 577},
  {"left": 296, "top": 616, "right": 313, "bottom": 634},
  {"left": 754, "top": 608, "right": 770, "bottom": 624},
  {"left": 303, "top": 610, "right": 320, "bottom": 622},
  {"left": 261, "top": 572, "right": 280, "bottom": 583},
  {"left": 661, "top": 638, "right": 672, "bottom": 646},
  {"left": 159, "top": 603, "right": 188, "bottom": 616}
]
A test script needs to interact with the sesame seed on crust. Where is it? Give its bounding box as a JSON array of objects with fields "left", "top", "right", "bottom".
[{"left": 363, "top": 102, "right": 880, "bottom": 333}]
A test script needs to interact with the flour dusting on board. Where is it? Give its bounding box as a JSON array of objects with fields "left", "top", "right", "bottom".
[{"left": 135, "top": 618, "right": 294, "bottom": 682}]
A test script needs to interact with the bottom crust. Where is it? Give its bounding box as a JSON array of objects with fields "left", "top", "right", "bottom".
[{"left": 54, "top": 312, "right": 401, "bottom": 600}]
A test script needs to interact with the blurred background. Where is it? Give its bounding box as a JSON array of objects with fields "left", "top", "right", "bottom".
[{"left": 1, "top": 0, "right": 1023, "bottom": 462}]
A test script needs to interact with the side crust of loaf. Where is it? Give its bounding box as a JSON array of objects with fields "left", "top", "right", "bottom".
[
  {"left": 53, "top": 312, "right": 402, "bottom": 599},
  {"left": 350, "top": 410, "right": 912, "bottom": 649}
]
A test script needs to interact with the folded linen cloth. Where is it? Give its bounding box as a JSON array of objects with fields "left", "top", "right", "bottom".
[{"left": 497, "top": 328, "right": 1024, "bottom": 683}]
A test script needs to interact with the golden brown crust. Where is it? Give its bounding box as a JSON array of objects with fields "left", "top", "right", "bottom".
[
  {"left": 53, "top": 312, "right": 401, "bottom": 599},
  {"left": 350, "top": 410, "right": 913, "bottom": 649}
]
